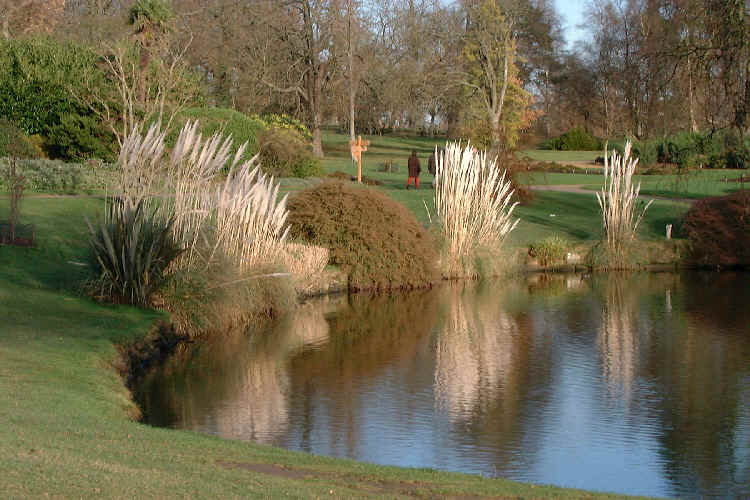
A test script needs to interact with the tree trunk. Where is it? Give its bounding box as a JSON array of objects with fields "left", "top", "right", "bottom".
[
  {"left": 488, "top": 113, "right": 501, "bottom": 161},
  {"left": 347, "top": 1, "right": 355, "bottom": 141}
]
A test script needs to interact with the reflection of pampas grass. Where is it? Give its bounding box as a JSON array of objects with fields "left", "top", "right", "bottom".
[
  {"left": 596, "top": 141, "right": 653, "bottom": 268},
  {"left": 433, "top": 142, "right": 519, "bottom": 277},
  {"left": 434, "top": 285, "right": 521, "bottom": 422},
  {"left": 597, "top": 276, "right": 639, "bottom": 404}
]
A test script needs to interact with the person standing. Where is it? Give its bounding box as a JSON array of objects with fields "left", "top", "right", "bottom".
[
  {"left": 427, "top": 151, "right": 436, "bottom": 176},
  {"left": 407, "top": 150, "right": 421, "bottom": 189}
]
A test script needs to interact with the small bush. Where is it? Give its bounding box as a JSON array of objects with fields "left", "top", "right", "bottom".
[
  {"left": 256, "top": 127, "right": 323, "bottom": 178},
  {"left": 287, "top": 181, "right": 438, "bottom": 290},
  {"left": 87, "top": 200, "right": 183, "bottom": 307},
  {"left": 251, "top": 113, "right": 312, "bottom": 141},
  {"left": 540, "top": 127, "right": 603, "bottom": 151},
  {"left": 0, "top": 119, "right": 42, "bottom": 159},
  {"left": 681, "top": 190, "right": 750, "bottom": 267},
  {"left": 529, "top": 236, "right": 569, "bottom": 266}
]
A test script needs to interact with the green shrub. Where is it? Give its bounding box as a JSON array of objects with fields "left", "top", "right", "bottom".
[
  {"left": 541, "top": 127, "right": 603, "bottom": 151},
  {"left": 528, "top": 236, "right": 569, "bottom": 266},
  {"left": 167, "top": 107, "right": 266, "bottom": 162},
  {"left": 0, "top": 37, "right": 117, "bottom": 161},
  {"left": 287, "top": 181, "right": 438, "bottom": 290},
  {"left": 0, "top": 158, "right": 117, "bottom": 193},
  {"left": 87, "top": 200, "right": 183, "bottom": 307},
  {"left": 251, "top": 113, "right": 312, "bottom": 140},
  {"left": 256, "top": 127, "right": 323, "bottom": 178},
  {"left": 0, "top": 119, "right": 42, "bottom": 159},
  {"left": 681, "top": 190, "right": 750, "bottom": 267},
  {"left": 610, "top": 138, "right": 659, "bottom": 167}
]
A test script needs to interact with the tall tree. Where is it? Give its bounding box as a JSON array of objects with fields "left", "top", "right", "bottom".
[{"left": 460, "top": 0, "right": 518, "bottom": 158}]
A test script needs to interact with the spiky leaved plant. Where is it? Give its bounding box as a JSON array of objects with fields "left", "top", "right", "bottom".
[
  {"left": 433, "top": 142, "right": 519, "bottom": 277},
  {"left": 595, "top": 141, "right": 653, "bottom": 268},
  {"left": 87, "top": 199, "right": 182, "bottom": 307}
]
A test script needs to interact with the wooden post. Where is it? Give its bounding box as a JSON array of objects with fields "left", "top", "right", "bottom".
[
  {"left": 666, "top": 224, "right": 672, "bottom": 240},
  {"left": 349, "top": 135, "right": 370, "bottom": 183}
]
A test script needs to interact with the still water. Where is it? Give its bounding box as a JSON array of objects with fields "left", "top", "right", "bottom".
[{"left": 135, "top": 272, "right": 750, "bottom": 499}]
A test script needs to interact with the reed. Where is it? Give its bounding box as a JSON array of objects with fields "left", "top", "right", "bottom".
[
  {"left": 433, "top": 142, "right": 519, "bottom": 277},
  {"left": 595, "top": 141, "right": 653, "bottom": 268}
]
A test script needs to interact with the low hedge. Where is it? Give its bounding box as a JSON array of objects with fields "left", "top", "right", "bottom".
[{"left": 0, "top": 158, "right": 117, "bottom": 193}]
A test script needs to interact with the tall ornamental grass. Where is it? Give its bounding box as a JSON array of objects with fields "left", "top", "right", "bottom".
[
  {"left": 595, "top": 141, "right": 653, "bottom": 268},
  {"left": 88, "top": 121, "right": 323, "bottom": 325},
  {"left": 433, "top": 142, "right": 519, "bottom": 277}
]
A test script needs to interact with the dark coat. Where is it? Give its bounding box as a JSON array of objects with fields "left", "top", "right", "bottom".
[
  {"left": 408, "top": 154, "right": 421, "bottom": 177},
  {"left": 427, "top": 153, "right": 436, "bottom": 175}
]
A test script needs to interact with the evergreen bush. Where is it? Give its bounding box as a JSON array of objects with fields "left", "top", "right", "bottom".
[
  {"left": 287, "top": 181, "right": 438, "bottom": 290},
  {"left": 540, "top": 127, "right": 603, "bottom": 151},
  {"left": 0, "top": 119, "right": 42, "bottom": 159},
  {"left": 0, "top": 37, "right": 117, "bottom": 161},
  {"left": 256, "top": 128, "right": 322, "bottom": 178}
]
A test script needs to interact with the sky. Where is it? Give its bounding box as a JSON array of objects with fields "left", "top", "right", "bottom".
[{"left": 554, "top": 0, "right": 589, "bottom": 49}]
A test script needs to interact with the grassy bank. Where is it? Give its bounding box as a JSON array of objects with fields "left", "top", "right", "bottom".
[{"left": 0, "top": 196, "right": 646, "bottom": 499}]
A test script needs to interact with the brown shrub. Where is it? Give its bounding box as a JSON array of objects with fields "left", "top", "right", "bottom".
[
  {"left": 287, "top": 181, "right": 438, "bottom": 291},
  {"left": 681, "top": 190, "right": 750, "bottom": 267}
]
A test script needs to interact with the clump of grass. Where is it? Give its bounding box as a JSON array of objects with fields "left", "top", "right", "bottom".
[
  {"left": 287, "top": 181, "right": 438, "bottom": 291},
  {"left": 528, "top": 235, "right": 569, "bottom": 267},
  {"left": 88, "top": 121, "right": 299, "bottom": 331},
  {"left": 433, "top": 142, "right": 519, "bottom": 278},
  {"left": 86, "top": 200, "right": 182, "bottom": 307},
  {"left": 594, "top": 141, "right": 653, "bottom": 269}
]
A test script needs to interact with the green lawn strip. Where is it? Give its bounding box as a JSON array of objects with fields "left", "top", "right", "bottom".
[
  {"left": 508, "top": 191, "right": 689, "bottom": 246},
  {"left": 518, "top": 149, "right": 600, "bottom": 163},
  {"left": 0, "top": 197, "right": 647, "bottom": 499}
]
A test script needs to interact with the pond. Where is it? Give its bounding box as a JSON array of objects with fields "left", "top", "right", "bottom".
[{"left": 135, "top": 272, "right": 750, "bottom": 499}]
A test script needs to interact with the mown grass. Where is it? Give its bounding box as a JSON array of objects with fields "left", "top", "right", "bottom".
[
  {"left": 0, "top": 195, "right": 646, "bottom": 499},
  {"left": 518, "top": 149, "right": 600, "bottom": 163},
  {"left": 507, "top": 191, "right": 689, "bottom": 246}
]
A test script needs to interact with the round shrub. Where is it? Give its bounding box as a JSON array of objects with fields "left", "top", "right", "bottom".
[
  {"left": 256, "top": 127, "right": 323, "bottom": 178},
  {"left": 287, "top": 181, "right": 438, "bottom": 290},
  {"left": 541, "top": 127, "right": 603, "bottom": 151},
  {"left": 681, "top": 190, "right": 750, "bottom": 267},
  {"left": 0, "top": 119, "right": 42, "bottom": 159}
]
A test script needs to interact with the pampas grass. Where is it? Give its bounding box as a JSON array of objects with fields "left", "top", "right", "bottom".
[
  {"left": 90, "top": 121, "right": 303, "bottom": 328},
  {"left": 433, "top": 142, "right": 519, "bottom": 277},
  {"left": 595, "top": 141, "right": 653, "bottom": 268}
]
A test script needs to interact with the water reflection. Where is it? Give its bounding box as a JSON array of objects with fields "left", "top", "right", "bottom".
[{"left": 136, "top": 272, "right": 750, "bottom": 499}]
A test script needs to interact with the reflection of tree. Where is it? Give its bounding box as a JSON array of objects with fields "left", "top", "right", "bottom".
[
  {"left": 592, "top": 272, "right": 750, "bottom": 497},
  {"left": 286, "top": 290, "right": 441, "bottom": 454},
  {"left": 647, "top": 272, "right": 750, "bottom": 497}
]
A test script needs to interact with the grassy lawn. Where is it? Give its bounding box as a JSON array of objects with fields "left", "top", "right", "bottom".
[
  {"left": 518, "top": 149, "right": 600, "bottom": 163},
  {"left": 0, "top": 195, "right": 646, "bottom": 499},
  {"left": 508, "top": 191, "right": 689, "bottom": 246}
]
